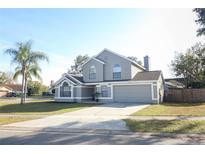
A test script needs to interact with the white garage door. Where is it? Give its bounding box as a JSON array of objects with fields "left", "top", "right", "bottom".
[{"left": 113, "top": 84, "right": 152, "bottom": 103}]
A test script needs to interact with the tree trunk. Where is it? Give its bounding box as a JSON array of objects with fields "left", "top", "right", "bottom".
[
  {"left": 20, "top": 69, "right": 25, "bottom": 104},
  {"left": 24, "top": 76, "right": 27, "bottom": 103}
]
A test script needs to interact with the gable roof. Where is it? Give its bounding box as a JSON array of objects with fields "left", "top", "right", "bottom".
[
  {"left": 165, "top": 80, "right": 185, "bottom": 89},
  {"left": 54, "top": 73, "right": 84, "bottom": 87},
  {"left": 0, "top": 84, "right": 22, "bottom": 92},
  {"left": 71, "top": 75, "right": 84, "bottom": 83},
  {"left": 95, "top": 48, "right": 146, "bottom": 70},
  {"left": 0, "top": 86, "right": 12, "bottom": 92},
  {"left": 82, "top": 57, "right": 105, "bottom": 67},
  {"left": 132, "top": 71, "right": 162, "bottom": 81}
]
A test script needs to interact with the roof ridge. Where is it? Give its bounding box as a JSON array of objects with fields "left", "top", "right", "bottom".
[
  {"left": 96, "top": 48, "right": 146, "bottom": 70},
  {"left": 103, "top": 48, "right": 145, "bottom": 70}
]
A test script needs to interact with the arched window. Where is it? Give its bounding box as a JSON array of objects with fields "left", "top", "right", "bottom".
[
  {"left": 60, "top": 82, "right": 71, "bottom": 97},
  {"left": 113, "top": 64, "right": 121, "bottom": 80},
  {"left": 89, "top": 65, "right": 96, "bottom": 80}
]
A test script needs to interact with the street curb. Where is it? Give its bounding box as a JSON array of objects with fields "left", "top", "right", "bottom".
[{"left": 1, "top": 126, "right": 205, "bottom": 138}]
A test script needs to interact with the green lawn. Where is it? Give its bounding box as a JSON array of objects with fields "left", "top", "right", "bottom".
[
  {"left": 0, "top": 98, "right": 96, "bottom": 125},
  {"left": 0, "top": 117, "right": 36, "bottom": 125},
  {"left": 132, "top": 103, "right": 205, "bottom": 116},
  {"left": 0, "top": 100, "right": 96, "bottom": 115},
  {"left": 124, "top": 119, "right": 205, "bottom": 133}
]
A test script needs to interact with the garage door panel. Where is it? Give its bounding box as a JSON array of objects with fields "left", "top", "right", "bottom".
[{"left": 113, "top": 85, "right": 152, "bottom": 103}]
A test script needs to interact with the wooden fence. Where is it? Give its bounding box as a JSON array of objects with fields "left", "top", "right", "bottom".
[{"left": 164, "top": 88, "right": 205, "bottom": 102}]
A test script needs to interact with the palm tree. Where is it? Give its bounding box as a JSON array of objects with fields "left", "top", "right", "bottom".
[{"left": 5, "top": 41, "right": 49, "bottom": 104}]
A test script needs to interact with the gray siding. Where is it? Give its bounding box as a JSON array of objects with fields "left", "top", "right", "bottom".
[
  {"left": 113, "top": 85, "right": 152, "bottom": 103},
  {"left": 73, "top": 87, "right": 81, "bottom": 97},
  {"left": 131, "top": 64, "right": 142, "bottom": 78},
  {"left": 74, "top": 86, "right": 95, "bottom": 97},
  {"left": 153, "top": 85, "right": 157, "bottom": 99},
  {"left": 81, "top": 87, "right": 95, "bottom": 97},
  {"left": 82, "top": 59, "right": 104, "bottom": 82},
  {"left": 55, "top": 88, "right": 58, "bottom": 97},
  {"left": 96, "top": 50, "right": 132, "bottom": 81}
]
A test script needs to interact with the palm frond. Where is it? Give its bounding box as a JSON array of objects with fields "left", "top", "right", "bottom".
[
  {"left": 4, "top": 48, "right": 18, "bottom": 57},
  {"left": 29, "top": 69, "right": 42, "bottom": 81},
  {"left": 6, "top": 40, "right": 47, "bottom": 84},
  {"left": 15, "top": 66, "right": 22, "bottom": 72},
  {"left": 27, "top": 64, "right": 42, "bottom": 81},
  {"left": 13, "top": 70, "right": 22, "bottom": 81},
  {"left": 30, "top": 51, "right": 49, "bottom": 63}
]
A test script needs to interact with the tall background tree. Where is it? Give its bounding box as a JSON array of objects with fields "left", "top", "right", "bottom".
[
  {"left": 68, "top": 54, "right": 89, "bottom": 74},
  {"left": 193, "top": 8, "right": 205, "bottom": 36},
  {"left": 5, "top": 41, "right": 49, "bottom": 104},
  {"left": 171, "top": 43, "right": 205, "bottom": 88},
  {"left": 0, "top": 71, "right": 14, "bottom": 84},
  {"left": 27, "top": 80, "right": 48, "bottom": 96},
  {"left": 127, "top": 56, "right": 142, "bottom": 65}
]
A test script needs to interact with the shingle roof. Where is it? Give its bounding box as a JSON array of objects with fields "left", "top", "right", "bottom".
[
  {"left": 165, "top": 80, "right": 185, "bottom": 88},
  {"left": 70, "top": 75, "right": 84, "bottom": 83},
  {"left": 132, "top": 71, "right": 162, "bottom": 81},
  {"left": 0, "top": 84, "right": 22, "bottom": 91}
]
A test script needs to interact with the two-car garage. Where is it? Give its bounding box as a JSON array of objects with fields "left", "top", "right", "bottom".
[{"left": 113, "top": 84, "right": 154, "bottom": 103}]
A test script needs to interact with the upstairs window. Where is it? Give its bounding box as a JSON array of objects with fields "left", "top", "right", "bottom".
[
  {"left": 89, "top": 65, "right": 96, "bottom": 80},
  {"left": 113, "top": 64, "right": 121, "bottom": 80}
]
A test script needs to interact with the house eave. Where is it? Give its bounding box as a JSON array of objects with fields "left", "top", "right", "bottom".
[
  {"left": 82, "top": 57, "right": 105, "bottom": 68},
  {"left": 83, "top": 80, "right": 158, "bottom": 85},
  {"left": 95, "top": 48, "right": 146, "bottom": 71}
]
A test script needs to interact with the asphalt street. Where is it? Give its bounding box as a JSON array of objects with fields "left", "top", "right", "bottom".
[{"left": 0, "top": 127, "right": 205, "bottom": 145}]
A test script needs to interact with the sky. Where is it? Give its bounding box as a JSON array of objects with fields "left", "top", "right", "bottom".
[{"left": 0, "top": 9, "right": 204, "bottom": 86}]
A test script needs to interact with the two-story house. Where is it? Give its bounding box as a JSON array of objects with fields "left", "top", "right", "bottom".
[{"left": 54, "top": 49, "right": 164, "bottom": 104}]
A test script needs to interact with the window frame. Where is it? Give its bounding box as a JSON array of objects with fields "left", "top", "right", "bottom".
[
  {"left": 89, "top": 65, "right": 96, "bottom": 80},
  {"left": 113, "top": 64, "right": 121, "bottom": 80},
  {"left": 60, "top": 82, "right": 72, "bottom": 97}
]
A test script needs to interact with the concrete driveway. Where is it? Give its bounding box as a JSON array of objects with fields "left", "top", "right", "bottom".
[{"left": 5, "top": 103, "right": 149, "bottom": 131}]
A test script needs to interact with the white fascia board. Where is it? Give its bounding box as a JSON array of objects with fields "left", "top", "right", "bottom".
[
  {"left": 95, "top": 48, "right": 146, "bottom": 71},
  {"left": 82, "top": 57, "right": 105, "bottom": 67},
  {"left": 55, "top": 76, "right": 76, "bottom": 87},
  {"left": 92, "top": 57, "right": 105, "bottom": 64},
  {"left": 84, "top": 80, "right": 158, "bottom": 86},
  {"left": 67, "top": 74, "right": 83, "bottom": 84},
  {"left": 75, "top": 86, "right": 94, "bottom": 88},
  {"left": 54, "top": 76, "right": 66, "bottom": 86}
]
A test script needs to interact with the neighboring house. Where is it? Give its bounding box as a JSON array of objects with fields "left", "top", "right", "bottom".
[
  {"left": 0, "top": 84, "right": 22, "bottom": 97},
  {"left": 54, "top": 49, "right": 164, "bottom": 104},
  {"left": 164, "top": 78, "right": 185, "bottom": 94},
  {"left": 165, "top": 79, "right": 185, "bottom": 89}
]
